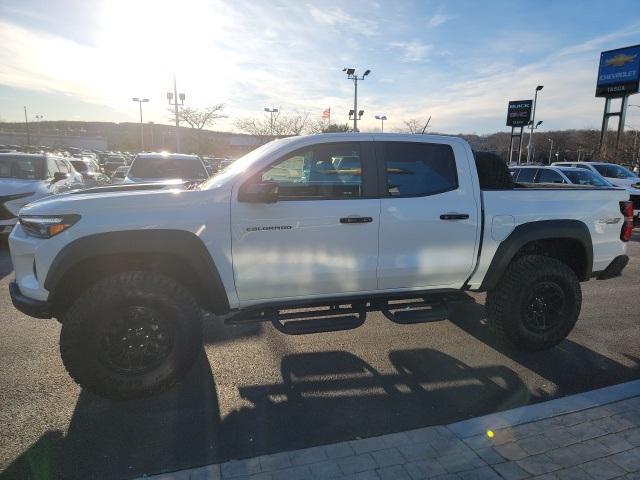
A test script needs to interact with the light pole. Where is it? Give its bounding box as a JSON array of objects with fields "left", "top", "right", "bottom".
[
  {"left": 167, "top": 75, "right": 185, "bottom": 152},
  {"left": 264, "top": 107, "right": 278, "bottom": 137},
  {"left": 34, "top": 114, "right": 44, "bottom": 142},
  {"left": 375, "top": 115, "right": 387, "bottom": 132},
  {"left": 629, "top": 105, "right": 640, "bottom": 164},
  {"left": 343, "top": 67, "right": 370, "bottom": 132},
  {"left": 526, "top": 85, "right": 544, "bottom": 163},
  {"left": 547, "top": 138, "right": 553, "bottom": 165},
  {"left": 148, "top": 121, "right": 155, "bottom": 151},
  {"left": 526, "top": 120, "right": 543, "bottom": 162},
  {"left": 132, "top": 97, "right": 149, "bottom": 152},
  {"left": 23, "top": 106, "right": 30, "bottom": 146}
]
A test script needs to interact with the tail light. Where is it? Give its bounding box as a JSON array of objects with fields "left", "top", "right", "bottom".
[{"left": 620, "top": 201, "right": 633, "bottom": 242}]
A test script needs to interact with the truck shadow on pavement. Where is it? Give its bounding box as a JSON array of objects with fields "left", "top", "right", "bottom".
[
  {"left": 3, "top": 308, "right": 639, "bottom": 480},
  {"left": 448, "top": 300, "right": 640, "bottom": 399}
]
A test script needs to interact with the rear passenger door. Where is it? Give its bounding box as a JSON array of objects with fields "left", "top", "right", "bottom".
[{"left": 376, "top": 140, "right": 480, "bottom": 289}]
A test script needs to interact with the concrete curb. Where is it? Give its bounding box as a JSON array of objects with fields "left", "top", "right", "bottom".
[{"left": 447, "top": 378, "right": 640, "bottom": 439}]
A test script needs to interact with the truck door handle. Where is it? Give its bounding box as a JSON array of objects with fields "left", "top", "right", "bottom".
[
  {"left": 340, "top": 216, "right": 373, "bottom": 224},
  {"left": 440, "top": 213, "right": 469, "bottom": 220}
]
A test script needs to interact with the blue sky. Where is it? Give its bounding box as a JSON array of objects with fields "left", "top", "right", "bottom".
[{"left": 1, "top": 0, "right": 639, "bottom": 134}]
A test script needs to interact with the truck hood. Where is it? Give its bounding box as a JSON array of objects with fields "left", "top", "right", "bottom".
[{"left": 18, "top": 182, "right": 208, "bottom": 218}]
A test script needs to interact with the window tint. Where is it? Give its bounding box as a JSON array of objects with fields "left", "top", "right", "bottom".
[
  {"left": 47, "top": 159, "right": 60, "bottom": 177},
  {"left": 0, "top": 156, "right": 46, "bottom": 180},
  {"left": 515, "top": 168, "right": 537, "bottom": 183},
  {"left": 593, "top": 164, "right": 636, "bottom": 179},
  {"left": 56, "top": 159, "right": 71, "bottom": 174},
  {"left": 260, "top": 142, "right": 363, "bottom": 199},
  {"left": 538, "top": 169, "right": 565, "bottom": 183},
  {"left": 383, "top": 142, "right": 457, "bottom": 196}
]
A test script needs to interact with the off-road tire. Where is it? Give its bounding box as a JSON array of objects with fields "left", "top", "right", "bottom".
[
  {"left": 485, "top": 255, "right": 581, "bottom": 351},
  {"left": 60, "top": 271, "right": 203, "bottom": 399}
]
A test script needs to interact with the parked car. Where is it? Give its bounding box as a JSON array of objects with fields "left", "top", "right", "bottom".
[
  {"left": 124, "top": 153, "right": 209, "bottom": 184},
  {"left": 552, "top": 161, "right": 640, "bottom": 188},
  {"left": 8, "top": 134, "right": 632, "bottom": 399},
  {"left": 552, "top": 162, "right": 640, "bottom": 222},
  {"left": 70, "top": 159, "right": 110, "bottom": 187},
  {"left": 510, "top": 165, "right": 611, "bottom": 186},
  {"left": 110, "top": 166, "right": 129, "bottom": 184},
  {"left": 104, "top": 154, "right": 127, "bottom": 174},
  {"left": 1, "top": 153, "right": 84, "bottom": 234}
]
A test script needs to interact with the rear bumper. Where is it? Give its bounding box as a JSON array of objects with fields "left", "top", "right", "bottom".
[
  {"left": 9, "top": 282, "right": 53, "bottom": 319},
  {"left": 595, "top": 255, "right": 629, "bottom": 280}
]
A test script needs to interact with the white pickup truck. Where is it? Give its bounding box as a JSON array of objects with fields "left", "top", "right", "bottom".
[{"left": 8, "top": 134, "right": 633, "bottom": 399}]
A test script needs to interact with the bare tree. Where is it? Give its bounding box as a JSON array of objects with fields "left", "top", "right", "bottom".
[
  {"left": 235, "top": 110, "right": 314, "bottom": 138},
  {"left": 173, "top": 104, "right": 226, "bottom": 153},
  {"left": 403, "top": 118, "right": 422, "bottom": 134},
  {"left": 178, "top": 104, "right": 226, "bottom": 130}
]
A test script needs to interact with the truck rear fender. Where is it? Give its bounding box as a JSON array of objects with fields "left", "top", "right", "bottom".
[{"left": 477, "top": 219, "right": 593, "bottom": 291}]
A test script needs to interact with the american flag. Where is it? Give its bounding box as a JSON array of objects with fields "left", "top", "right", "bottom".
[{"left": 322, "top": 107, "right": 330, "bottom": 120}]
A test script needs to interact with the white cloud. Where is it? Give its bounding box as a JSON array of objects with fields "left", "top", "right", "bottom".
[
  {"left": 428, "top": 12, "right": 452, "bottom": 27},
  {"left": 390, "top": 41, "right": 433, "bottom": 63}
]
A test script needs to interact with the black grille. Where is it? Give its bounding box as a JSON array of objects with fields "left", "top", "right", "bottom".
[{"left": 631, "top": 195, "right": 640, "bottom": 210}]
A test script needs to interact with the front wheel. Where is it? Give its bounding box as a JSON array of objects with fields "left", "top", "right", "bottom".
[
  {"left": 60, "top": 271, "right": 203, "bottom": 399},
  {"left": 485, "top": 255, "right": 582, "bottom": 351}
]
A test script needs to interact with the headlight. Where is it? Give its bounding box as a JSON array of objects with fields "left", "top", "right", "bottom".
[{"left": 19, "top": 214, "right": 80, "bottom": 238}]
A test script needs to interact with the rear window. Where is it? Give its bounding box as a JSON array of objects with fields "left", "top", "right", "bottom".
[
  {"left": 538, "top": 169, "right": 565, "bottom": 184},
  {"left": 0, "top": 156, "right": 46, "bottom": 180},
  {"left": 515, "top": 168, "right": 537, "bottom": 183},
  {"left": 383, "top": 142, "right": 457, "bottom": 196},
  {"left": 562, "top": 169, "right": 609, "bottom": 186},
  {"left": 129, "top": 156, "right": 207, "bottom": 180}
]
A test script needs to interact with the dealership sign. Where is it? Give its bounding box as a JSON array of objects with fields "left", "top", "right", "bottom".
[
  {"left": 506, "top": 100, "right": 533, "bottom": 127},
  {"left": 596, "top": 44, "right": 640, "bottom": 97}
]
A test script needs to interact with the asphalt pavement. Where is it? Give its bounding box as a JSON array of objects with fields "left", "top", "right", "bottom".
[{"left": 1, "top": 233, "right": 639, "bottom": 480}]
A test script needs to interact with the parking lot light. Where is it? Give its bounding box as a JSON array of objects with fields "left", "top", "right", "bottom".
[
  {"left": 264, "top": 107, "right": 279, "bottom": 137},
  {"left": 343, "top": 67, "right": 371, "bottom": 132},
  {"left": 375, "top": 115, "right": 387, "bottom": 132},
  {"left": 131, "top": 97, "right": 149, "bottom": 152}
]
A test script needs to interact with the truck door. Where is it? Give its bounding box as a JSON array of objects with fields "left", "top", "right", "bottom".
[
  {"left": 231, "top": 141, "right": 380, "bottom": 302},
  {"left": 376, "top": 140, "right": 480, "bottom": 289}
]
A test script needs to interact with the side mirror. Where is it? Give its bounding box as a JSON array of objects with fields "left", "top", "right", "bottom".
[
  {"left": 53, "top": 172, "right": 68, "bottom": 182},
  {"left": 239, "top": 180, "right": 278, "bottom": 203}
]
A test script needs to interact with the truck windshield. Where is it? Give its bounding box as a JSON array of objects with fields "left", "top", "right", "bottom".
[
  {"left": 129, "top": 156, "right": 207, "bottom": 180},
  {"left": 561, "top": 169, "right": 609, "bottom": 186},
  {"left": 0, "top": 156, "right": 46, "bottom": 180}
]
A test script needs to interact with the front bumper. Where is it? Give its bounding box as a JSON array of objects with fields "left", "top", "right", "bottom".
[{"left": 9, "top": 282, "right": 53, "bottom": 319}]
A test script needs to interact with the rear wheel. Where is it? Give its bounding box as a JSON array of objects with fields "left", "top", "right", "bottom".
[
  {"left": 485, "top": 255, "right": 581, "bottom": 351},
  {"left": 60, "top": 271, "right": 203, "bottom": 399}
]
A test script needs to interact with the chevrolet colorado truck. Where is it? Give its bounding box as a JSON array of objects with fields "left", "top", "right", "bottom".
[{"left": 8, "top": 134, "right": 633, "bottom": 399}]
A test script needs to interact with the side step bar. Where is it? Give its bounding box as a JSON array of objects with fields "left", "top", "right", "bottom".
[
  {"left": 379, "top": 300, "right": 450, "bottom": 325},
  {"left": 224, "top": 292, "right": 474, "bottom": 335}
]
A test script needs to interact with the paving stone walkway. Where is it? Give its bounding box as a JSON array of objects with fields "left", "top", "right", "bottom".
[{"left": 140, "top": 389, "right": 640, "bottom": 480}]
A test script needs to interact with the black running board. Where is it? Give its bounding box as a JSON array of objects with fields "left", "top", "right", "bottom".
[
  {"left": 379, "top": 301, "right": 449, "bottom": 324},
  {"left": 271, "top": 312, "right": 366, "bottom": 335},
  {"left": 223, "top": 291, "right": 474, "bottom": 334}
]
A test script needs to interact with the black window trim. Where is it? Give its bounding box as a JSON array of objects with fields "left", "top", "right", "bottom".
[
  {"left": 240, "top": 141, "right": 379, "bottom": 202},
  {"left": 374, "top": 140, "right": 459, "bottom": 198}
]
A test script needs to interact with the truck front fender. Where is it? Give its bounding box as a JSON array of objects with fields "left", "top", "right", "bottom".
[{"left": 44, "top": 229, "right": 230, "bottom": 314}]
